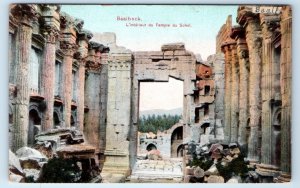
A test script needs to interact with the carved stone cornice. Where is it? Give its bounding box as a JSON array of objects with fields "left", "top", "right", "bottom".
[
  {"left": 260, "top": 14, "right": 280, "bottom": 41},
  {"left": 78, "top": 29, "right": 93, "bottom": 42},
  {"left": 10, "top": 4, "right": 38, "bottom": 27},
  {"left": 60, "top": 12, "right": 74, "bottom": 31},
  {"left": 230, "top": 25, "right": 245, "bottom": 40},
  {"left": 89, "top": 41, "right": 110, "bottom": 53},
  {"left": 237, "top": 6, "right": 260, "bottom": 27}
]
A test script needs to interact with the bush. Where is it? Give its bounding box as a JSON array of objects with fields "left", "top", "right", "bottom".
[
  {"left": 38, "top": 157, "right": 81, "bottom": 183},
  {"left": 189, "top": 157, "right": 213, "bottom": 171}
]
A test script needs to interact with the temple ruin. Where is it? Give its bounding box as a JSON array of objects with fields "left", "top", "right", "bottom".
[{"left": 8, "top": 4, "right": 292, "bottom": 183}]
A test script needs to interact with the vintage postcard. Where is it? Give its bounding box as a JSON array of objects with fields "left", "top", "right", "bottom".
[{"left": 8, "top": 4, "right": 292, "bottom": 183}]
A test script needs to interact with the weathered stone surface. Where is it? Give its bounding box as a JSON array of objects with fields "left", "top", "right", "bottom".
[
  {"left": 9, "top": 150, "right": 23, "bottom": 176},
  {"left": 16, "top": 147, "right": 47, "bottom": 169},
  {"left": 23, "top": 169, "right": 40, "bottom": 181},
  {"left": 9, "top": 172, "right": 25, "bottom": 183},
  {"left": 194, "top": 166, "right": 204, "bottom": 178},
  {"left": 227, "top": 175, "right": 242, "bottom": 183},
  {"left": 207, "top": 175, "right": 225, "bottom": 183},
  {"left": 204, "top": 164, "right": 219, "bottom": 176}
]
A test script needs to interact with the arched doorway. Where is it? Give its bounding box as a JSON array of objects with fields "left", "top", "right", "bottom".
[
  {"left": 171, "top": 126, "right": 183, "bottom": 158},
  {"left": 177, "top": 144, "right": 184, "bottom": 157},
  {"left": 28, "top": 109, "right": 41, "bottom": 146},
  {"left": 146, "top": 143, "right": 157, "bottom": 151}
]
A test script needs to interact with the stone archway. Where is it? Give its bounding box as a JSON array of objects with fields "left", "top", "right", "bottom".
[
  {"left": 102, "top": 43, "right": 196, "bottom": 177},
  {"left": 171, "top": 126, "right": 183, "bottom": 158},
  {"left": 146, "top": 143, "right": 157, "bottom": 151},
  {"left": 177, "top": 144, "right": 184, "bottom": 157}
]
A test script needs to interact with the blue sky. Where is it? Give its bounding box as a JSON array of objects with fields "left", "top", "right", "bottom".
[
  {"left": 62, "top": 5, "right": 238, "bottom": 60},
  {"left": 61, "top": 5, "right": 238, "bottom": 111}
]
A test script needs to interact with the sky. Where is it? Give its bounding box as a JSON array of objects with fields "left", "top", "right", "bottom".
[{"left": 61, "top": 5, "right": 238, "bottom": 111}]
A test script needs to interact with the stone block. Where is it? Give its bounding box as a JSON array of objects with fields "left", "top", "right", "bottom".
[{"left": 207, "top": 175, "right": 225, "bottom": 183}]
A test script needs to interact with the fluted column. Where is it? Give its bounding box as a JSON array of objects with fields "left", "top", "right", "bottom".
[
  {"left": 60, "top": 12, "right": 77, "bottom": 127},
  {"left": 231, "top": 26, "right": 249, "bottom": 147},
  {"left": 276, "top": 5, "right": 292, "bottom": 183},
  {"left": 257, "top": 14, "right": 281, "bottom": 178},
  {"left": 221, "top": 42, "right": 235, "bottom": 144},
  {"left": 10, "top": 5, "right": 37, "bottom": 151},
  {"left": 41, "top": 5, "right": 60, "bottom": 131},
  {"left": 238, "top": 7, "right": 262, "bottom": 163},
  {"left": 75, "top": 30, "right": 91, "bottom": 132},
  {"left": 230, "top": 45, "right": 239, "bottom": 143}
]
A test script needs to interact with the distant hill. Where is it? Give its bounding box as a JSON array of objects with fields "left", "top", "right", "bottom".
[{"left": 139, "top": 108, "right": 182, "bottom": 117}]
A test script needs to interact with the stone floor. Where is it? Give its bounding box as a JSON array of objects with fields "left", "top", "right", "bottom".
[{"left": 127, "top": 158, "right": 183, "bottom": 183}]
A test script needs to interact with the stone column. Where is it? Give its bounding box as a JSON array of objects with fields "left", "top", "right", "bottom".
[
  {"left": 257, "top": 14, "right": 281, "bottom": 180},
  {"left": 231, "top": 26, "right": 249, "bottom": 148},
  {"left": 60, "top": 12, "right": 77, "bottom": 127},
  {"left": 276, "top": 5, "right": 292, "bottom": 183},
  {"left": 238, "top": 8, "right": 262, "bottom": 163},
  {"left": 74, "top": 30, "right": 91, "bottom": 132},
  {"left": 41, "top": 5, "right": 60, "bottom": 131},
  {"left": 221, "top": 42, "right": 234, "bottom": 144},
  {"left": 10, "top": 5, "right": 37, "bottom": 151},
  {"left": 230, "top": 44, "right": 239, "bottom": 143}
]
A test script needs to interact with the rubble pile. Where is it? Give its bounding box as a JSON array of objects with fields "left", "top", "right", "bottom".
[
  {"left": 9, "top": 128, "right": 101, "bottom": 183},
  {"left": 184, "top": 142, "right": 254, "bottom": 183}
]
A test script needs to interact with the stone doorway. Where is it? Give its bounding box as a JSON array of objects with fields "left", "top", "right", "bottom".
[{"left": 102, "top": 43, "right": 196, "bottom": 179}]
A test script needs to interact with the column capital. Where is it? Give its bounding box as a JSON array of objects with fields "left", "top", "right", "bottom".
[
  {"left": 60, "top": 40, "right": 77, "bottom": 57},
  {"left": 221, "top": 40, "right": 236, "bottom": 53},
  {"left": 10, "top": 4, "right": 38, "bottom": 27},
  {"left": 41, "top": 5, "right": 60, "bottom": 43},
  {"left": 281, "top": 5, "right": 292, "bottom": 20}
]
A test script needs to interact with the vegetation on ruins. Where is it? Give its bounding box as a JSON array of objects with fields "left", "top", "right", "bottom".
[
  {"left": 138, "top": 114, "right": 181, "bottom": 133},
  {"left": 38, "top": 157, "right": 82, "bottom": 183}
]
